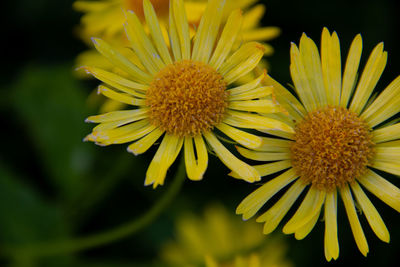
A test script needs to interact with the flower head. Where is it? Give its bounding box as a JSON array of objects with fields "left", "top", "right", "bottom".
[
  {"left": 74, "top": 0, "right": 280, "bottom": 99},
  {"left": 236, "top": 28, "right": 400, "bottom": 261},
  {"left": 83, "top": 0, "right": 292, "bottom": 187},
  {"left": 161, "top": 204, "right": 292, "bottom": 267}
]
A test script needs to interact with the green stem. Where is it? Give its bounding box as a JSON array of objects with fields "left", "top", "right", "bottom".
[{"left": 3, "top": 157, "right": 186, "bottom": 259}]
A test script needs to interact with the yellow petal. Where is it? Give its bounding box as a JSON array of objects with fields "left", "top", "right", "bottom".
[
  {"left": 97, "top": 85, "right": 145, "bottom": 106},
  {"left": 339, "top": 184, "right": 369, "bottom": 256},
  {"left": 324, "top": 191, "right": 339, "bottom": 261},
  {"left": 91, "top": 38, "right": 151, "bottom": 84},
  {"left": 82, "top": 66, "right": 148, "bottom": 93},
  {"left": 257, "top": 179, "right": 305, "bottom": 235},
  {"left": 171, "top": 0, "right": 191, "bottom": 59},
  {"left": 236, "top": 168, "right": 298, "bottom": 220},
  {"left": 191, "top": 0, "right": 225, "bottom": 63},
  {"left": 184, "top": 136, "right": 208, "bottom": 181},
  {"left": 216, "top": 123, "right": 262, "bottom": 149},
  {"left": 350, "top": 181, "right": 390, "bottom": 243},
  {"left": 143, "top": 0, "right": 173, "bottom": 65},
  {"left": 236, "top": 146, "right": 290, "bottom": 161},
  {"left": 358, "top": 169, "right": 400, "bottom": 212},
  {"left": 340, "top": 34, "right": 362, "bottom": 107},
  {"left": 127, "top": 128, "right": 164, "bottom": 155},
  {"left": 349, "top": 43, "right": 387, "bottom": 115},
  {"left": 283, "top": 187, "right": 326, "bottom": 234},
  {"left": 203, "top": 131, "right": 260, "bottom": 183},
  {"left": 209, "top": 9, "right": 243, "bottom": 70},
  {"left": 145, "top": 134, "right": 184, "bottom": 188},
  {"left": 229, "top": 160, "right": 291, "bottom": 179}
]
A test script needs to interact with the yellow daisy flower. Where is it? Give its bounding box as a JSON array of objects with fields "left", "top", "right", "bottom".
[
  {"left": 73, "top": 0, "right": 279, "bottom": 75},
  {"left": 236, "top": 28, "right": 400, "bottom": 261},
  {"left": 83, "top": 0, "right": 292, "bottom": 187},
  {"left": 75, "top": 0, "right": 280, "bottom": 113},
  {"left": 161, "top": 204, "right": 292, "bottom": 267}
]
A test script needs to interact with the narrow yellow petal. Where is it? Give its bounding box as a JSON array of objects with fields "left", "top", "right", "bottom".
[
  {"left": 371, "top": 160, "right": 400, "bottom": 176},
  {"left": 229, "top": 160, "right": 291, "bottom": 179},
  {"left": 324, "top": 191, "right": 339, "bottom": 261},
  {"left": 241, "top": 27, "right": 281, "bottom": 42},
  {"left": 145, "top": 135, "right": 184, "bottom": 188},
  {"left": 283, "top": 187, "right": 326, "bottom": 234},
  {"left": 97, "top": 85, "right": 146, "bottom": 106},
  {"left": 82, "top": 66, "right": 148, "bottom": 92},
  {"left": 374, "top": 146, "right": 400, "bottom": 162},
  {"left": 168, "top": 1, "right": 181, "bottom": 62},
  {"left": 257, "top": 179, "right": 306, "bottom": 235},
  {"left": 88, "top": 119, "right": 149, "bottom": 143},
  {"left": 241, "top": 4, "right": 264, "bottom": 29},
  {"left": 373, "top": 122, "right": 400, "bottom": 143},
  {"left": 340, "top": 34, "right": 362, "bottom": 107},
  {"left": 349, "top": 43, "right": 387, "bottom": 115},
  {"left": 253, "top": 137, "right": 292, "bottom": 152},
  {"left": 294, "top": 211, "right": 319, "bottom": 240},
  {"left": 86, "top": 108, "right": 148, "bottom": 123},
  {"left": 362, "top": 76, "right": 400, "bottom": 127},
  {"left": 236, "top": 146, "right": 290, "bottom": 161},
  {"left": 290, "top": 41, "right": 317, "bottom": 112},
  {"left": 209, "top": 9, "right": 243, "bottom": 70},
  {"left": 300, "top": 33, "right": 327, "bottom": 107},
  {"left": 220, "top": 42, "right": 265, "bottom": 84},
  {"left": 224, "top": 110, "right": 294, "bottom": 133},
  {"left": 358, "top": 169, "right": 400, "bottom": 212},
  {"left": 101, "top": 124, "right": 156, "bottom": 145},
  {"left": 236, "top": 168, "right": 298, "bottom": 220},
  {"left": 172, "top": 0, "right": 191, "bottom": 59},
  {"left": 216, "top": 123, "right": 262, "bottom": 149},
  {"left": 191, "top": 0, "right": 225, "bottom": 63},
  {"left": 228, "top": 99, "right": 282, "bottom": 113},
  {"left": 229, "top": 86, "right": 273, "bottom": 101},
  {"left": 350, "top": 182, "right": 390, "bottom": 243},
  {"left": 127, "top": 128, "right": 164, "bottom": 155},
  {"left": 339, "top": 184, "right": 369, "bottom": 256},
  {"left": 184, "top": 136, "right": 208, "bottom": 181},
  {"left": 321, "top": 28, "right": 341, "bottom": 106},
  {"left": 143, "top": 0, "right": 173, "bottom": 65},
  {"left": 125, "top": 11, "right": 164, "bottom": 74},
  {"left": 263, "top": 75, "right": 306, "bottom": 121},
  {"left": 91, "top": 38, "right": 151, "bottom": 84},
  {"left": 228, "top": 71, "right": 266, "bottom": 96},
  {"left": 203, "top": 131, "right": 259, "bottom": 183}
]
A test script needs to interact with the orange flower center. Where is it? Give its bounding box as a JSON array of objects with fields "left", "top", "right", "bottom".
[
  {"left": 146, "top": 60, "right": 228, "bottom": 137},
  {"left": 124, "top": 0, "right": 170, "bottom": 20},
  {"left": 291, "top": 106, "right": 374, "bottom": 191}
]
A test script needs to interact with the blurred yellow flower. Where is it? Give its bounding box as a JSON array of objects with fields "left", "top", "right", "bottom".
[
  {"left": 161, "top": 204, "right": 292, "bottom": 267},
  {"left": 83, "top": 0, "right": 292, "bottom": 187},
  {"left": 235, "top": 28, "right": 400, "bottom": 261},
  {"left": 74, "top": 0, "right": 280, "bottom": 112}
]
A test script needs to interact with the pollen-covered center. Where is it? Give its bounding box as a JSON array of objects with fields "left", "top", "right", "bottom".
[
  {"left": 124, "top": 0, "right": 170, "bottom": 20},
  {"left": 290, "top": 106, "right": 374, "bottom": 192},
  {"left": 146, "top": 60, "right": 228, "bottom": 137}
]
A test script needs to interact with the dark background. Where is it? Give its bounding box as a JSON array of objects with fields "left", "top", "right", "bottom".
[{"left": 1, "top": 0, "right": 400, "bottom": 266}]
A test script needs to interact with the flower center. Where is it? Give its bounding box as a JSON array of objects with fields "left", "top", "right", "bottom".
[
  {"left": 146, "top": 60, "right": 228, "bottom": 137},
  {"left": 124, "top": 0, "right": 170, "bottom": 20},
  {"left": 290, "top": 106, "right": 374, "bottom": 192}
]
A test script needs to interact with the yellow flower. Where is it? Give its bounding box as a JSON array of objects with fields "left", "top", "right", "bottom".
[
  {"left": 83, "top": 0, "right": 292, "bottom": 187},
  {"left": 161, "top": 204, "right": 292, "bottom": 267},
  {"left": 236, "top": 28, "right": 400, "bottom": 261},
  {"left": 75, "top": 0, "right": 280, "bottom": 113},
  {"left": 74, "top": 0, "right": 279, "bottom": 48}
]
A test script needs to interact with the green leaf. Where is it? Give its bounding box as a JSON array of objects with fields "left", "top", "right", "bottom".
[{"left": 11, "top": 64, "right": 94, "bottom": 200}]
